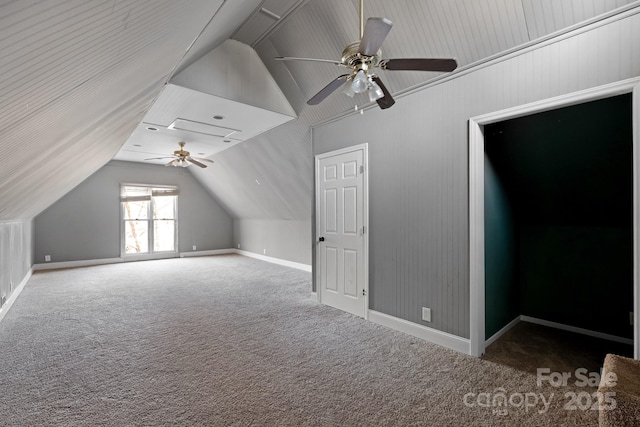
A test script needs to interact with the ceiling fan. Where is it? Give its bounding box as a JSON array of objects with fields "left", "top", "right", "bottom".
[
  {"left": 144, "top": 142, "right": 214, "bottom": 168},
  {"left": 276, "top": 0, "right": 457, "bottom": 109}
]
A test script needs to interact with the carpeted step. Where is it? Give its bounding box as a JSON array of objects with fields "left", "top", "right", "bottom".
[{"left": 598, "top": 353, "right": 640, "bottom": 426}]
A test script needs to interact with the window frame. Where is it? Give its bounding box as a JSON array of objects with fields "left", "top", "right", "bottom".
[{"left": 120, "top": 184, "right": 179, "bottom": 259}]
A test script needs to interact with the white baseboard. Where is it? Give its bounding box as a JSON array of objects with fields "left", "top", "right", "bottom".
[
  {"left": 31, "top": 249, "right": 312, "bottom": 273},
  {"left": 233, "top": 249, "right": 312, "bottom": 272},
  {"left": 368, "top": 310, "right": 470, "bottom": 355},
  {"left": 180, "top": 249, "right": 235, "bottom": 258},
  {"left": 521, "top": 315, "right": 634, "bottom": 345},
  {"left": 33, "top": 257, "right": 124, "bottom": 271},
  {"left": 485, "top": 316, "right": 520, "bottom": 347},
  {"left": 0, "top": 268, "right": 33, "bottom": 324}
]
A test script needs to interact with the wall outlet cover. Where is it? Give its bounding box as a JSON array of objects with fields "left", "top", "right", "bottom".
[
  {"left": 422, "top": 307, "right": 432, "bottom": 322},
  {"left": 44, "top": 255, "right": 51, "bottom": 262},
  {"left": 192, "top": 245, "right": 197, "bottom": 251}
]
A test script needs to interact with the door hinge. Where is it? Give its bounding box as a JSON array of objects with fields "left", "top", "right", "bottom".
[{"left": 360, "top": 165, "right": 365, "bottom": 174}]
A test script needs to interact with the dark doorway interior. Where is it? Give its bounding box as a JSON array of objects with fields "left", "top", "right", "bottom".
[{"left": 484, "top": 94, "right": 634, "bottom": 345}]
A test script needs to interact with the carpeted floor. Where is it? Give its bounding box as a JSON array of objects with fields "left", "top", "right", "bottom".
[
  {"left": 0, "top": 255, "right": 614, "bottom": 426},
  {"left": 484, "top": 321, "right": 633, "bottom": 377}
]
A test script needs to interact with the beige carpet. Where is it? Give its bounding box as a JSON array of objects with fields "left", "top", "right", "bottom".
[
  {"left": 484, "top": 321, "right": 633, "bottom": 376},
  {"left": 0, "top": 255, "right": 608, "bottom": 426}
]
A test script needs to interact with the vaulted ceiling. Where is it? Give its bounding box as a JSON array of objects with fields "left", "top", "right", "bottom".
[{"left": 1, "top": 0, "right": 637, "bottom": 222}]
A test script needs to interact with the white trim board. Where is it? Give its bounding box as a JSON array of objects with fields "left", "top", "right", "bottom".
[
  {"left": 469, "top": 77, "right": 640, "bottom": 359},
  {"left": 32, "top": 249, "right": 310, "bottom": 272},
  {"left": 0, "top": 267, "right": 32, "bottom": 324},
  {"left": 233, "top": 249, "right": 311, "bottom": 272},
  {"left": 485, "top": 316, "right": 634, "bottom": 348},
  {"left": 521, "top": 316, "right": 634, "bottom": 346},
  {"left": 180, "top": 249, "right": 235, "bottom": 258},
  {"left": 484, "top": 316, "right": 520, "bottom": 348},
  {"left": 33, "top": 253, "right": 179, "bottom": 271},
  {"left": 369, "top": 310, "right": 470, "bottom": 355},
  {"left": 33, "top": 257, "right": 125, "bottom": 271}
]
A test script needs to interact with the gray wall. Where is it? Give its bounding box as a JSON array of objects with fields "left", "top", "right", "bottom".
[
  {"left": 519, "top": 226, "right": 632, "bottom": 337},
  {"left": 313, "top": 11, "right": 640, "bottom": 338},
  {"left": 233, "top": 219, "right": 311, "bottom": 265},
  {"left": 190, "top": 118, "right": 314, "bottom": 266},
  {"left": 484, "top": 158, "right": 518, "bottom": 338},
  {"left": 0, "top": 220, "right": 33, "bottom": 308},
  {"left": 34, "top": 161, "right": 233, "bottom": 263}
]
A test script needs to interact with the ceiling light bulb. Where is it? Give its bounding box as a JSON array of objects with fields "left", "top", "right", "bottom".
[
  {"left": 342, "top": 80, "right": 356, "bottom": 98},
  {"left": 368, "top": 81, "right": 384, "bottom": 102},
  {"left": 352, "top": 70, "right": 368, "bottom": 94}
]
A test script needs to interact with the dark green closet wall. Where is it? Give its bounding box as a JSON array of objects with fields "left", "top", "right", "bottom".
[{"left": 484, "top": 94, "right": 633, "bottom": 339}]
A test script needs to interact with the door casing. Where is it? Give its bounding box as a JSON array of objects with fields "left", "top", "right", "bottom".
[{"left": 469, "top": 77, "right": 640, "bottom": 358}]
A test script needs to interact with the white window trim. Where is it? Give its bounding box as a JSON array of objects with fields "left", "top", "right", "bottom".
[{"left": 120, "top": 183, "right": 179, "bottom": 258}]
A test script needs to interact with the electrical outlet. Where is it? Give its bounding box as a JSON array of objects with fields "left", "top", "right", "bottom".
[
  {"left": 237, "top": 243, "right": 240, "bottom": 249},
  {"left": 422, "top": 307, "right": 432, "bottom": 322},
  {"left": 192, "top": 245, "right": 197, "bottom": 251},
  {"left": 263, "top": 249, "right": 266, "bottom": 254},
  {"left": 44, "top": 255, "right": 51, "bottom": 262}
]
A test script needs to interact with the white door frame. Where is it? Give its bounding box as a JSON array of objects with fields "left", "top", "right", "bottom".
[
  {"left": 469, "top": 77, "right": 640, "bottom": 358},
  {"left": 315, "top": 143, "right": 369, "bottom": 320}
]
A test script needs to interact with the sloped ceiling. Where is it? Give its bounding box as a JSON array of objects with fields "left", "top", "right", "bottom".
[
  {"left": 189, "top": 0, "right": 639, "bottom": 221},
  {"left": 1, "top": 0, "right": 638, "bottom": 223},
  {"left": 256, "top": 0, "right": 638, "bottom": 126},
  {"left": 0, "top": 0, "right": 258, "bottom": 221}
]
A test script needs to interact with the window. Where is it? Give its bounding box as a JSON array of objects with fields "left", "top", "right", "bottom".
[{"left": 120, "top": 185, "right": 178, "bottom": 255}]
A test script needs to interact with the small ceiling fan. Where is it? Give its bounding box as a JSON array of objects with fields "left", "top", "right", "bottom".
[
  {"left": 144, "top": 142, "right": 214, "bottom": 168},
  {"left": 276, "top": 0, "right": 457, "bottom": 109}
]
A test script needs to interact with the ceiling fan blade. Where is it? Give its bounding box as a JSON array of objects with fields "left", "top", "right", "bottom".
[
  {"left": 145, "top": 156, "right": 175, "bottom": 161},
  {"left": 358, "top": 17, "right": 392, "bottom": 56},
  {"left": 371, "top": 76, "right": 395, "bottom": 110},
  {"left": 186, "top": 157, "right": 207, "bottom": 168},
  {"left": 307, "top": 74, "right": 350, "bottom": 105},
  {"left": 380, "top": 58, "right": 458, "bottom": 72},
  {"left": 191, "top": 156, "right": 214, "bottom": 163},
  {"left": 275, "top": 56, "right": 343, "bottom": 66}
]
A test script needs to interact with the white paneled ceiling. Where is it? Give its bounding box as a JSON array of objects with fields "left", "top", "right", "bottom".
[
  {"left": 257, "top": 0, "right": 639, "bottom": 126},
  {"left": 1, "top": 0, "right": 638, "bottom": 222},
  {"left": 0, "top": 0, "right": 256, "bottom": 221},
  {"left": 521, "top": 0, "right": 636, "bottom": 39}
]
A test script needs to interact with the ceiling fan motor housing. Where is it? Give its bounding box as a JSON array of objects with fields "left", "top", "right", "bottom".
[{"left": 342, "top": 41, "right": 380, "bottom": 72}]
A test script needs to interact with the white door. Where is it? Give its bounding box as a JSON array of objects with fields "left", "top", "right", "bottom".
[{"left": 316, "top": 144, "right": 368, "bottom": 318}]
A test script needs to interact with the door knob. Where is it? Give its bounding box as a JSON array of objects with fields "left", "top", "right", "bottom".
[{"left": 319, "top": 237, "right": 325, "bottom": 242}]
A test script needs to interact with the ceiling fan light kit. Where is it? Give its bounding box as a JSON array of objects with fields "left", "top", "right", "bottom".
[{"left": 275, "top": 0, "right": 457, "bottom": 109}]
